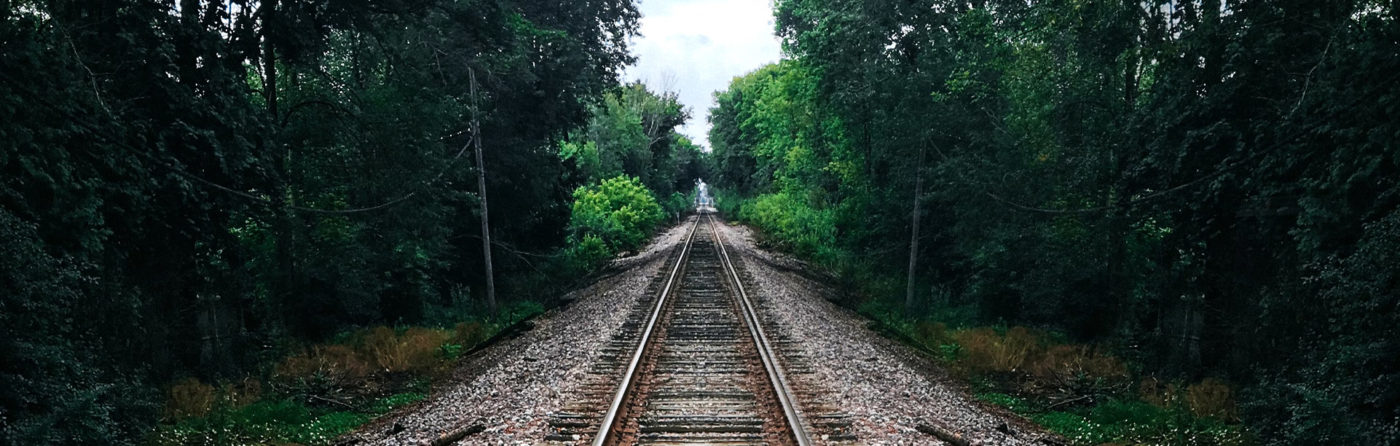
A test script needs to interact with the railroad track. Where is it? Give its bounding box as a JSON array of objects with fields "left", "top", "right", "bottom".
[{"left": 548, "top": 212, "right": 811, "bottom": 445}]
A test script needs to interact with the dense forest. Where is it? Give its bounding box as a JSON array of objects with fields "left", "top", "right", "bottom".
[
  {"left": 709, "top": 0, "right": 1398, "bottom": 444},
  {"left": 4, "top": 0, "right": 1398, "bottom": 444},
  {"left": 1, "top": 0, "right": 708, "bottom": 443}
]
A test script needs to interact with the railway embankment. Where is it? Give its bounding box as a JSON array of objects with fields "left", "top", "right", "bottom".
[{"left": 344, "top": 216, "right": 1042, "bottom": 445}]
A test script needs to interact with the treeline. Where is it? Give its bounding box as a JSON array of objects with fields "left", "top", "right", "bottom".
[
  {"left": 0, "top": 1, "right": 706, "bottom": 443},
  {"left": 710, "top": 0, "right": 1398, "bottom": 444}
]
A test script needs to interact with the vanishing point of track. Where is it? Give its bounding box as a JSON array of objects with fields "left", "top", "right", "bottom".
[{"left": 587, "top": 212, "right": 811, "bottom": 445}]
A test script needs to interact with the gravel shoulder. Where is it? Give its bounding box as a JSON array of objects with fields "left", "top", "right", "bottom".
[
  {"left": 343, "top": 221, "right": 695, "bottom": 445},
  {"left": 711, "top": 219, "right": 1050, "bottom": 445},
  {"left": 344, "top": 216, "right": 1044, "bottom": 445}
]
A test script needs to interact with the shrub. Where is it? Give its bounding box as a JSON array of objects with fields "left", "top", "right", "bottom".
[
  {"left": 661, "top": 191, "right": 692, "bottom": 217},
  {"left": 568, "top": 175, "right": 665, "bottom": 253},
  {"left": 564, "top": 233, "right": 613, "bottom": 271},
  {"left": 737, "top": 192, "right": 836, "bottom": 257}
]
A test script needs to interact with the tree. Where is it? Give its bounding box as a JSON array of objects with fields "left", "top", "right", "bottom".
[
  {"left": 715, "top": 1, "right": 1400, "bottom": 443},
  {"left": 0, "top": 0, "right": 641, "bottom": 441}
]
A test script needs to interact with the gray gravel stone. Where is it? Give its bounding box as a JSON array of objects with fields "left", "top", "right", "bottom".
[
  {"left": 345, "top": 218, "right": 1043, "bottom": 445},
  {"left": 711, "top": 220, "right": 1046, "bottom": 445}
]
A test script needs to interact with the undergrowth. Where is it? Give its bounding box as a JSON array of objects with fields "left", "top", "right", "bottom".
[
  {"left": 149, "top": 300, "right": 543, "bottom": 445},
  {"left": 721, "top": 195, "right": 1252, "bottom": 445},
  {"left": 883, "top": 315, "right": 1252, "bottom": 445}
]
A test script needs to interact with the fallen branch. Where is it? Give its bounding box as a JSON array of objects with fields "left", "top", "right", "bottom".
[
  {"left": 1046, "top": 394, "right": 1092, "bottom": 410},
  {"left": 427, "top": 423, "right": 485, "bottom": 446},
  {"left": 917, "top": 422, "right": 971, "bottom": 446},
  {"left": 308, "top": 394, "right": 356, "bottom": 411}
]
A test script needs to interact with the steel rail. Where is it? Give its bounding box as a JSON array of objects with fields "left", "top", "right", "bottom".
[
  {"left": 704, "top": 212, "right": 813, "bottom": 446},
  {"left": 591, "top": 216, "right": 701, "bottom": 446}
]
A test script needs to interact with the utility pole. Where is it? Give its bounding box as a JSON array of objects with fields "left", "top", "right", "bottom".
[
  {"left": 905, "top": 144, "right": 925, "bottom": 313},
  {"left": 470, "top": 68, "right": 497, "bottom": 312}
]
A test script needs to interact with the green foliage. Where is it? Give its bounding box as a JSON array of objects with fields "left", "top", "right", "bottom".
[
  {"left": 564, "top": 234, "right": 615, "bottom": 272},
  {"left": 0, "top": 210, "right": 157, "bottom": 445},
  {"left": 367, "top": 392, "right": 427, "bottom": 414},
  {"left": 978, "top": 392, "right": 1033, "bottom": 413},
  {"left": 568, "top": 175, "right": 666, "bottom": 254},
  {"left": 714, "top": 1, "right": 1400, "bottom": 444},
  {"left": 150, "top": 398, "right": 375, "bottom": 446},
  {"left": 560, "top": 82, "right": 711, "bottom": 202},
  {"left": 1029, "top": 400, "right": 1248, "bottom": 446},
  {"left": 662, "top": 192, "right": 693, "bottom": 218},
  {"left": 151, "top": 322, "right": 462, "bottom": 445},
  {"left": 738, "top": 192, "right": 838, "bottom": 258},
  {"left": 3, "top": 0, "right": 641, "bottom": 441}
]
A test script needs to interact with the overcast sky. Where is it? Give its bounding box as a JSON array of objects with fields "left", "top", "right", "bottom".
[{"left": 622, "top": 0, "right": 784, "bottom": 150}]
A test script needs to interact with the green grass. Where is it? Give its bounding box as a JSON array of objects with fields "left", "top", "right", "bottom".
[
  {"left": 871, "top": 298, "right": 1251, "bottom": 446},
  {"left": 1024, "top": 400, "right": 1249, "bottom": 446},
  {"left": 149, "top": 391, "right": 427, "bottom": 446}
]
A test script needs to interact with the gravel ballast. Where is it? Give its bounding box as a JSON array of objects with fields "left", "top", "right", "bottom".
[
  {"left": 711, "top": 220, "right": 1048, "bottom": 445},
  {"left": 344, "top": 222, "right": 694, "bottom": 445},
  {"left": 346, "top": 217, "right": 1042, "bottom": 445}
]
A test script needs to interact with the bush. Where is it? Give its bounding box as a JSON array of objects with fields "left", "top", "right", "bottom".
[
  {"left": 568, "top": 175, "right": 665, "bottom": 253},
  {"left": 737, "top": 192, "right": 836, "bottom": 257},
  {"left": 661, "top": 191, "right": 693, "bottom": 217},
  {"left": 564, "top": 233, "right": 613, "bottom": 271}
]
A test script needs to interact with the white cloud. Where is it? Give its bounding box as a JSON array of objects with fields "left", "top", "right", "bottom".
[{"left": 623, "top": 0, "right": 783, "bottom": 150}]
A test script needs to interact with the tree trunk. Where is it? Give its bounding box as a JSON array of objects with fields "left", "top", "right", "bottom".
[
  {"left": 905, "top": 145, "right": 925, "bottom": 313},
  {"left": 261, "top": 0, "right": 277, "bottom": 119},
  {"left": 469, "top": 68, "right": 497, "bottom": 312},
  {"left": 261, "top": 0, "right": 294, "bottom": 336}
]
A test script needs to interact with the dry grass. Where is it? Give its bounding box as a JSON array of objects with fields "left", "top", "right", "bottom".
[
  {"left": 271, "top": 325, "right": 456, "bottom": 391},
  {"left": 218, "top": 378, "right": 263, "bottom": 409},
  {"left": 953, "top": 326, "right": 1039, "bottom": 373},
  {"left": 162, "top": 377, "right": 266, "bottom": 422},
  {"left": 274, "top": 344, "right": 372, "bottom": 386},
  {"left": 912, "top": 321, "right": 952, "bottom": 347},
  {"left": 1138, "top": 376, "right": 1239, "bottom": 421},
  {"left": 361, "top": 326, "right": 452, "bottom": 374},
  {"left": 950, "top": 326, "right": 1131, "bottom": 403},
  {"left": 164, "top": 377, "right": 216, "bottom": 420},
  {"left": 1186, "top": 378, "right": 1238, "bottom": 421},
  {"left": 1030, "top": 344, "right": 1128, "bottom": 383},
  {"left": 454, "top": 321, "right": 489, "bottom": 347},
  {"left": 1139, "top": 377, "right": 1179, "bottom": 409}
]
